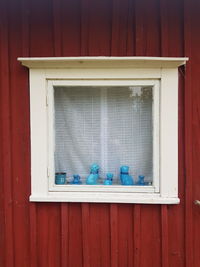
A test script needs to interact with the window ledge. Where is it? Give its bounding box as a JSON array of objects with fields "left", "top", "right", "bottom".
[{"left": 30, "top": 193, "right": 180, "bottom": 204}]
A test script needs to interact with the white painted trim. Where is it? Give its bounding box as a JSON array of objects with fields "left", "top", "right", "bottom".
[
  {"left": 45, "top": 68, "right": 162, "bottom": 79},
  {"left": 160, "top": 68, "right": 178, "bottom": 197},
  {"left": 20, "top": 56, "right": 186, "bottom": 204},
  {"left": 153, "top": 81, "right": 160, "bottom": 192},
  {"left": 49, "top": 185, "right": 155, "bottom": 193},
  {"left": 18, "top": 56, "right": 188, "bottom": 69},
  {"left": 30, "top": 193, "right": 180, "bottom": 204},
  {"left": 30, "top": 70, "right": 48, "bottom": 196},
  {"left": 47, "top": 81, "right": 55, "bottom": 190},
  {"left": 47, "top": 79, "right": 160, "bottom": 194}
]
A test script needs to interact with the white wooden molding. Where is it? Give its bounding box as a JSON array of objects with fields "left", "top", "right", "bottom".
[
  {"left": 30, "top": 193, "right": 180, "bottom": 204},
  {"left": 18, "top": 56, "right": 188, "bottom": 204},
  {"left": 18, "top": 56, "right": 188, "bottom": 69}
]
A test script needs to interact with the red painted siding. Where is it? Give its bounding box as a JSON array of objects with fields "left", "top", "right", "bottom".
[{"left": 0, "top": 0, "right": 200, "bottom": 266}]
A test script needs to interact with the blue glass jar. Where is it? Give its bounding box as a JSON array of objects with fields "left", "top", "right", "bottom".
[{"left": 55, "top": 172, "right": 66, "bottom": 185}]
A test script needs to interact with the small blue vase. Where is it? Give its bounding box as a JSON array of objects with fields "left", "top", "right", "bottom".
[{"left": 55, "top": 172, "right": 66, "bottom": 185}]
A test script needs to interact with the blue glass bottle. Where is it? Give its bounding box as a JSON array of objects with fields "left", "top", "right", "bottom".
[
  {"left": 104, "top": 173, "right": 113, "bottom": 185},
  {"left": 120, "top": 166, "right": 134, "bottom": 185},
  {"left": 55, "top": 172, "right": 66, "bottom": 185}
]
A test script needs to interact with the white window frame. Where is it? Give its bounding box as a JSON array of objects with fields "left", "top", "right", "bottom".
[{"left": 18, "top": 56, "right": 188, "bottom": 204}]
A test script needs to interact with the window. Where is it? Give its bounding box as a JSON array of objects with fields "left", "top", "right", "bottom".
[{"left": 18, "top": 57, "right": 188, "bottom": 203}]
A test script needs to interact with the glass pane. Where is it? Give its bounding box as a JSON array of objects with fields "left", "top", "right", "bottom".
[{"left": 54, "top": 86, "right": 153, "bottom": 185}]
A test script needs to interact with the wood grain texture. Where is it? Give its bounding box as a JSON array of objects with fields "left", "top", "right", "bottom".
[
  {"left": 184, "top": 0, "right": 194, "bottom": 266},
  {"left": 184, "top": 1, "right": 200, "bottom": 267},
  {"left": 0, "top": 0, "right": 200, "bottom": 267},
  {"left": 0, "top": 1, "right": 14, "bottom": 266},
  {"left": 8, "top": 0, "right": 31, "bottom": 265},
  {"left": 110, "top": 204, "right": 118, "bottom": 267}
]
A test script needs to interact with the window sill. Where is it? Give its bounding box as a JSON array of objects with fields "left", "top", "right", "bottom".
[
  {"left": 49, "top": 184, "right": 155, "bottom": 193},
  {"left": 30, "top": 193, "right": 180, "bottom": 204}
]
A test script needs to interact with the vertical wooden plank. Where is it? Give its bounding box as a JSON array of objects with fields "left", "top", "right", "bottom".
[
  {"left": 140, "top": 206, "right": 161, "bottom": 267},
  {"left": 61, "top": 0, "right": 81, "bottom": 56},
  {"left": 118, "top": 204, "right": 134, "bottom": 267},
  {"left": 160, "top": 0, "right": 169, "bottom": 57},
  {"left": 133, "top": 205, "right": 140, "bottom": 267},
  {"left": 184, "top": 0, "right": 194, "bottom": 267},
  {"left": 0, "top": 138, "right": 5, "bottom": 267},
  {"left": 29, "top": 0, "right": 54, "bottom": 56},
  {"left": 7, "top": 0, "right": 32, "bottom": 265},
  {"left": 99, "top": 204, "right": 111, "bottom": 267},
  {"left": 37, "top": 204, "right": 61, "bottom": 267},
  {"left": 30, "top": 203, "right": 38, "bottom": 267},
  {"left": 135, "top": 0, "right": 161, "bottom": 56},
  {"left": 0, "top": 0, "right": 6, "bottom": 262},
  {"left": 82, "top": 203, "right": 90, "bottom": 267},
  {"left": 160, "top": 0, "right": 184, "bottom": 57},
  {"left": 111, "top": 0, "right": 130, "bottom": 56},
  {"left": 126, "top": 0, "right": 135, "bottom": 56},
  {"left": 52, "top": 0, "right": 62, "bottom": 56},
  {"left": 87, "top": 0, "right": 112, "bottom": 56},
  {"left": 0, "top": 1, "right": 14, "bottom": 266},
  {"left": 161, "top": 206, "right": 169, "bottom": 267},
  {"left": 110, "top": 204, "right": 118, "bottom": 267},
  {"left": 81, "top": 0, "right": 112, "bottom": 56},
  {"left": 60, "top": 204, "right": 69, "bottom": 267},
  {"left": 89, "top": 204, "right": 109, "bottom": 267},
  {"left": 185, "top": 1, "right": 200, "bottom": 267},
  {"left": 68, "top": 203, "right": 83, "bottom": 267},
  {"left": 21, "top": 0, "right": 30, "bottom": 56},
  {"left": 80, "top": 0, "right": 89, "bottom": 56},
  {"left": 192, "top": 4, "right": 200, "bottom": 264}
]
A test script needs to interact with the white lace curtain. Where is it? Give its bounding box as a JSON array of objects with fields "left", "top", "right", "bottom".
[{"left": 54, "top": 86, "right": 153, "bottom": 183}]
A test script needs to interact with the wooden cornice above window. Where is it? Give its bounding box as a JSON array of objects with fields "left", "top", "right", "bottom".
[{"left": 18, "top": 56, "right": 188, "bottom": 69}]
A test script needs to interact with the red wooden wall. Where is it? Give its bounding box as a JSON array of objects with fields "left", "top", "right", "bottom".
[{"left": 0, "top": 0, "right": 200, "bottom": 266}]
